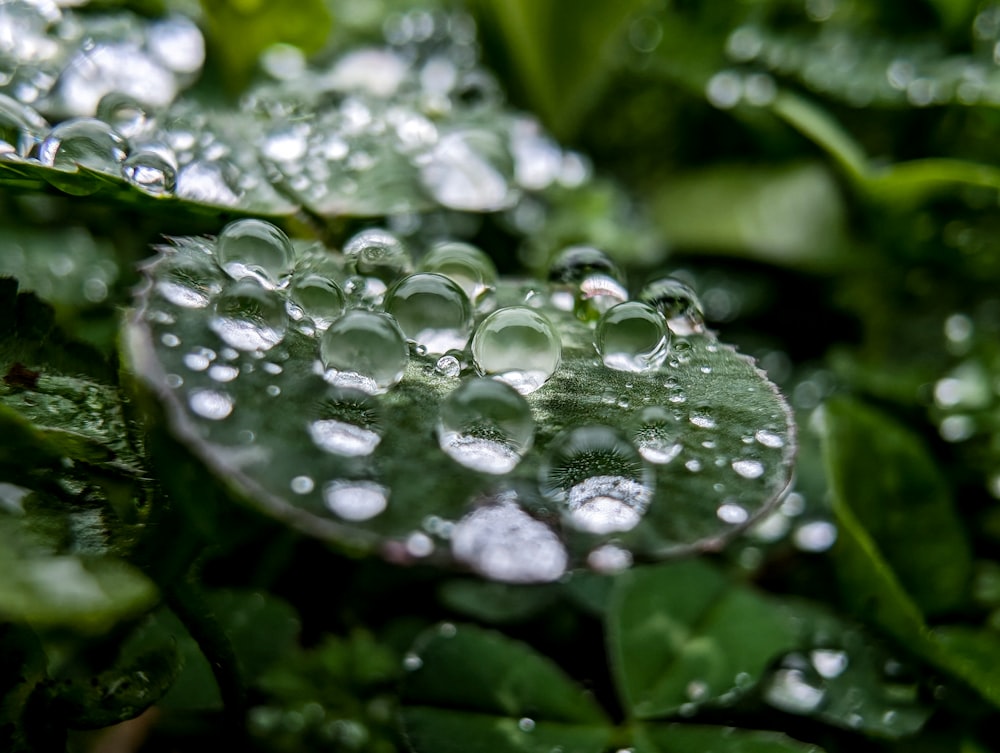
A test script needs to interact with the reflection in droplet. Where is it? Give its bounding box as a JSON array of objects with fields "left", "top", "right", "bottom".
[
  {"left": 640, "top": 277, "right": 706, "bottom": 335},
  {"left": 188, "top": 389, "right": 233, "bottom": 420},
  {"left": 308, "top": 386, "right": 382, "bottom": 457},
  {"left": 385, "top": 273, "right": 474, "bottom": 355},
  {"left": 157, "top": 255, "right": 219, "bottom": 309},
  {"left": 289, "top": 274, "right": 345, "bottom": 330},
  {"left": 217, "top": 218, "right": 294, "bottom": 288},
  {"left": 419, "top": 241, "right": 497, "bottom": 310},
  {"left": 595, "top": 301, "right": 670, "bottom": 372},
  {"left": 437, "top": 378, "right": 534, "bottom": 474},
  {"left": 210, "top": 278, "right": 288, "bottom": 351},
  {"left": 451, "top": 497, "right": 567, "bottom": 583},
  {"left": 323, "top": 480, "right": 388, "bottom": 521},
  {"left": 764, "top": 666, "right": 827, "bottom": 714},
  {"left": 633, "top": 406, "right": 682, "bottom": 464},
  {"left": 732, "top": 459, "right": 765, "bottom": 479},
  {"left": 38, "top": 118, "right": 128, "bottom": 177},
  {"left": 548, "top": 245, "right": 622, "bottom": 286},
  {"left": 319, "top": 310, "right": 408, "bottom": 394},
  {"left": 123, "top": 146, "right": 176, "bottom": 195},
  {"left": 540, "top": 426, "right": 653, "bottom": 534},
  {"left": 342, "top": 227, "right": 411, "bottom": 282},
  {"left": 471, "top": 307, "right": 561, "bottom": 395}
]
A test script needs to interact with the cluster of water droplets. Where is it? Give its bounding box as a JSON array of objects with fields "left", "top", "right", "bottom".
[{"left": 140, "top": 218, "right": 792, "bottom": 583}]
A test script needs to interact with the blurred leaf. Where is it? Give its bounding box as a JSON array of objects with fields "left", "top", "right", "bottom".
[
  {"left": 473, "top": 0, "right": 648, "bottom": 140},
  {"left": 200, "top": 0, "right": 333, "bottom": 91},
  {"left": 438, "top": 580, "right": 558, "bottom": 624},
  {"left": 634, "top": 723, "right": 824, "bottom": 753},
  {"left": 607, "top": 559, "right": 798, "bottom": 718},
  {"left": 651, "top": 162, "right": 848, "bottom": 270},
  {"left": 401, "top": 623, "right": 611, "bottom": 753},
  {"left": 820, "top": 397, "right": 972, "bottom": 615},
  {"left": 0, "top": 623, "right": 47, "bottom": 753}
]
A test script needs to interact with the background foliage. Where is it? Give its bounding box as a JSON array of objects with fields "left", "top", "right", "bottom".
[{"left": 2, "top": 0, "right": 1000, "bottom": 752}]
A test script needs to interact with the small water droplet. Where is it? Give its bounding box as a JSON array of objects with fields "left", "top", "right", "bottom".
[
  {"left": 451, "top": 496, "right": 567, "bottom": 583},
  {"left": 385, "top": 272, "right": 474, "bottom": 355},
  {"left": 717, "top": 502, "right": 749, "bottom": 524},
  {"left": 188, "top": 388, "right": 233, "bottom": 420},
  {"left": 161, "top": 333, "right": 180, "bottom": 347},
  {"left": 216, "top": 218, "right": 294, "bottom": 288},
  {"left": 210, "top": 278, "right": 288, "bottom": 352},
  {"left": 764, "top": 665, "right": 826, "bottom": 713},
  {"left": 308, "top": 385, "right": 382, "bottom": 456},
  {"left": 323, "top": 479, "right": 388, "bottom": 521},
  {"left": 732, "top": 459, "right": 765, "bottom": 479},
  {"left": 434, "top": 354, "right": 461, "bottom": 377},
  {"left": 587, "top": 544, "right": 633, "bottom": 573},
  {"left": 437, "top": 378, "right": 534, "bottom": 474},
  {"left": 689, "top": 412, "right": 716, "bottom": 429},
  {"left": 754, "top": 429, "right": 784, "bottom": 448},
  {"left": 518, "top": 718, "right": 535, "bottom": 732},
  {"left": 471, "top": 307, "right": 561, "bottom": 395},
  {"left": 595, "top": 301, "right": 670, "bottom": 372},
  {"left": 639, "top": 277, "right": 706, "bottom": 335},
  {"left": 794, "top": 520, "right": 837, "bottom": 552},
  {"left": 290, "top": 475, "right": 315, "bottom": 494},
  {"left": 208, "top": 364, "right": 239, "bottom": 382},
  {"left": 403, "top": 653, "right": 423, "bottom": 671},
  {"left": 342, "top": 227, "right": 411, "bottom": 282},
  {"left": 540, "top": 426, "right": 653, "bottom": 534},
  {"left": 319, "top": 310, "right": 409, "bottom": 394}
]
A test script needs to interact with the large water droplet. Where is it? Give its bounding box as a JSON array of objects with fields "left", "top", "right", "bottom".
[
  {"left": 123, "top": 145, "right": 176, "bottom": 195},
  {"left": 420, "top": 129, "right": 513, "bottom": 211},
  {"left": 37, "top": 118, "right": 128, "bottom": 186},
  {"left": 209, "top": 278, "right": 288, "bottom": 352},
  {"left": 419, "top": 241, "right": 498, "bottom": 311},
  {"left": 437, "top": 378, "right": 534, "bottom": 474},
  {"left": 319, "top": 310, "right": 409, "bottom": 394},
  {"left": 148, "top": 14, "right": 205, "bottom": 74},
  {"left": 384, "top": 272, "right": 473, "bottom": 355},
  {"left": 639, "top": 277, "right": 706, "bottom": 335},
  {"left": 540, "top": 426, "right": 654, "bottom": 534},
  {"left": 216, "top": 218, "right": 294, "bottom": 288},
  {"left": 289, "top": 274, "right": 345, "bottom": 330},
  {"left": 451, "top": 496, "right": 567, "bottom": 583},
  {"left": 0, "top": 93, "right": 49, "bottom": 157},
  {"left": 632, "top": 405, "right": 682, "bottom": 464},
  {"left": 471, "top": 307, "right": 561, "bottom": 395},
  {"left": 595, "top": 301, "right": 670, "bottom": 372},
  {"left": 308, "top": 385, "right": 382, "bottom": 457},
  {"left": 323, "top": 479, "right": 388, "bottom": 521},
  {"left": 97, "top": 93, "right": 152, "bottom": 140},
  {"left": 342, "top": 227, "right": 412, "bottom": 282},
  {"left": 548, "top": 245, "right": 622, "bottom": 286}
]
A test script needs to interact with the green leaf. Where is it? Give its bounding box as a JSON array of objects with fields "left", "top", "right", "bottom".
[
  {"left": 634, "top": 723, "right": 824, "bottom": 753},
  {"left": 438, "top": 580, "right": 559, "bottom": 624},
  {"left": 0, "top": 623, "right": 48, "bottom": 753},
  {"left": 200, "top": 0, "right": 333, "bottom": 91},
  {"left": 400, "top": 623, "right": 611, "bottom": 753},
  {"left": 607, "top": 559, "right": 798, "bottom": 719},
  {"left": 125, "top": 228, "right": 795, "bottom": 577},
  {"left": 472, "top": 0, "right": 648, "bottom": 140},
  {"left": 820, "top": 397, "right": 972, "bottom": 615}
]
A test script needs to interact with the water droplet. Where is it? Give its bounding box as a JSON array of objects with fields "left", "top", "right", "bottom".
[
  {"left": 471, "top": 307, "right": 561, "bottom": 395},
  {"left": 434, "top": 354, "right": 461, "bottom": 377},
  {"left": 419, "top": 240, "right": 498, "bottom": 310},
  {"left": 587, "top": 544, "right": 633, "bottom": 573},
  {"left": 732, "top": 459, "right": 765, "bottom": 479},
  {"left": 188, "top": 389, "right": 233, "bottom": 420},
  {"left": 183, "top": 347, "right": 213, "bottom": 371},
  {"left": 575, "top": 274, "right": 629, "bottom": 322},
  {"left": 420, "top": 129, "right": 513, "bottom": 211},
  {"left": 123, "top": 146, "right": 176, "bottom": 195},
  {"left": 0, "top": 93, "right": 49, "bottom": 157},
  {"left": 290, "top": 476, "right": 315, "bottom": 494},
  {"left": 437, "top": 378, "right": 534, "bottom": 474},
  {"left": 811, "top": 649, "right": 848, "bottom": 679},
  {"left": 208, "top": 364, "right": 239, "bottom": 382},
  {"left": 96, "top": 93, "right": 152, "bottom": 140},
  {"left": 540, "top": 426, "right": 653, "bottom": 534},
  {"left": 289, "top": 274, "right": 345, "bottom": 330},
  {"left": 403, "top": 653, "right": 423, "bottom": 671},
  {"left": 342, "top": 228, "right": 412, "bottom": 282},
  {"left": 406, "top": 532, "right": 434, "bottom": 557},
  {"left": 754, "top": 429, "right": 784, "bottom": 448},
  {"left": 161, "top": 333, "right": 180, "bottom": 347},
  {"left": 319, "top": 310, "right": 409, "bottom": 394},
  {"left": 548, "top": 245, "right": 622, "bottom": 286},
  {"left": 451, "top": 497, "right": 567, "bottom": 583},
  {"left": 308, "top": 386, "right": 382, "bottom": 457},
  {"left": 210, "top": 278, "right": 288, "bottom": 352},
  {"left": 689, "top": 412, "right": 716, "bottom": 429},
  {"left": 594, "top": 301, "right": 670, "bottom": 372},
  {"left": 216, "top": 218, "right": 294, "bottom": 288},
  {"left": 384, "top": 273, "right": 474, "bottom": 355},
  {"left": 639, "top": 277, "right": 706, "bottom": 335},
  {"left": 176, "top": 159, "right": 241, "bottom": 206},
  {"left": 518, "top": 718, "right": 535, "bottom": 732},
  {"left": 794, "top": 520, "right": 837, "bottom": 552},
  {"left": 38, "top": 118, "right": 128, "bottom": 185},
  {"left": 764, "top": 665, "right": 827, "bottom": 713},
  {"left": 323, "top": 480, "right": 388, "bottom": 521},
  {"left": 717, "top": 502, "right": 749, "bottom": 524},
  {"left": 633, "top": 406, "right": 682, "bottom": 465},
  {"left": 329, "top": 47, "right": 408, "bottom": 96},
  {"left": 148, "top": 14, "right": 205, "bottom": 74}
]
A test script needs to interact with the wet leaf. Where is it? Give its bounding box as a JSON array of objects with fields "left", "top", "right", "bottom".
[
  {"left": 634, "top": 723, "right": 824, "bottom": 753},
  {"left": 820, "top": 397, "right": 972, "bottom": 616},
  {"left": 125, "top": 225, "right": 795, "bottom": 580},
  {"left": 607, "top": 559, "right": 798, "bottom": 718},
  {"left": 400, "top": 623, "right": 612, "bottom": 753}
]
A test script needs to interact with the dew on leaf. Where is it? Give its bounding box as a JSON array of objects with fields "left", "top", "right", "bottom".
[
  {"left": 640, "top": 277, "right": 706, "bottom": 335},
  {"left": 633, "top": 406, "right": 683, "bottom": 464},
  {"left": 595, "top": 301, "right": 670, "bottom": 372},
  {"left": 794, "top": 520, "right": 838, "bottom": 552},
  {"left": 342, "top": 227, "right": 412, "bottom": 281},
  {"left": 323, "top": 480, "right": 388, "bottom": 521},
  {"left": 384, "top": 272, "right": 473, "bottom": 355},
  {"left": 289, "top": 274, "right": 345, "bottom": 330},
  {"left": 450, "top": 496, "right": 567, "bottom": 583},
  {"left": 436, "top": 378, "right": 534, "bottom": 474},
  {"left": 37, "top": 118, "right": 128, "bottom": 176},
  {"left": 540, "top": 425, "right": 654, "bottom": 534},
  {"left": 123, "top": 146, "right": 177, "bottom": 195},
  {"left": 308, "top": 385, "right": 382, "bottom": 457},
  {"left": 548, "top": 245, "right": 622, "bottom": 286},
  {"left": 208, "top": 364, "right": 239, "bottom": 383},
  {"left": 419, "top": 129, "right": 513, "bottom": 211},
  {"left": 210, "top": 278, "right": 288, "bottom": 352},
  {"left": 764, "top": 662, "right": 827, "bottom": 714},
  {"left": 434, "top": 354, "right": 461, "bottom": 377},
  {"left": 188, "top": 388, "right": 233, "bottom": 421},
  {"left": 471, "top": 306, "right": 561, "bottom": 395},
  {"left": 587, "top": 543, "right": 633, "bottom": 573},
  {"left": 732, "top": 458, "right": 765, "bottom": 479},
  {"left": 319, "top": 310, "right": 408, "bottom": 394},
  {"left": 176, "top": 159, "right": 241, "bottom": 206},
  {"left": 0, "top": 92, "right": 49, "bottom": 157},
  {"left": 216, "top": 218, "right": 294, "bottom": 288},
  {"left": 418, "top": 241, "right": 497, "bottom": 310},
  {"left": 811, "top": 648, "right": 849, "bottom": 679}
]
